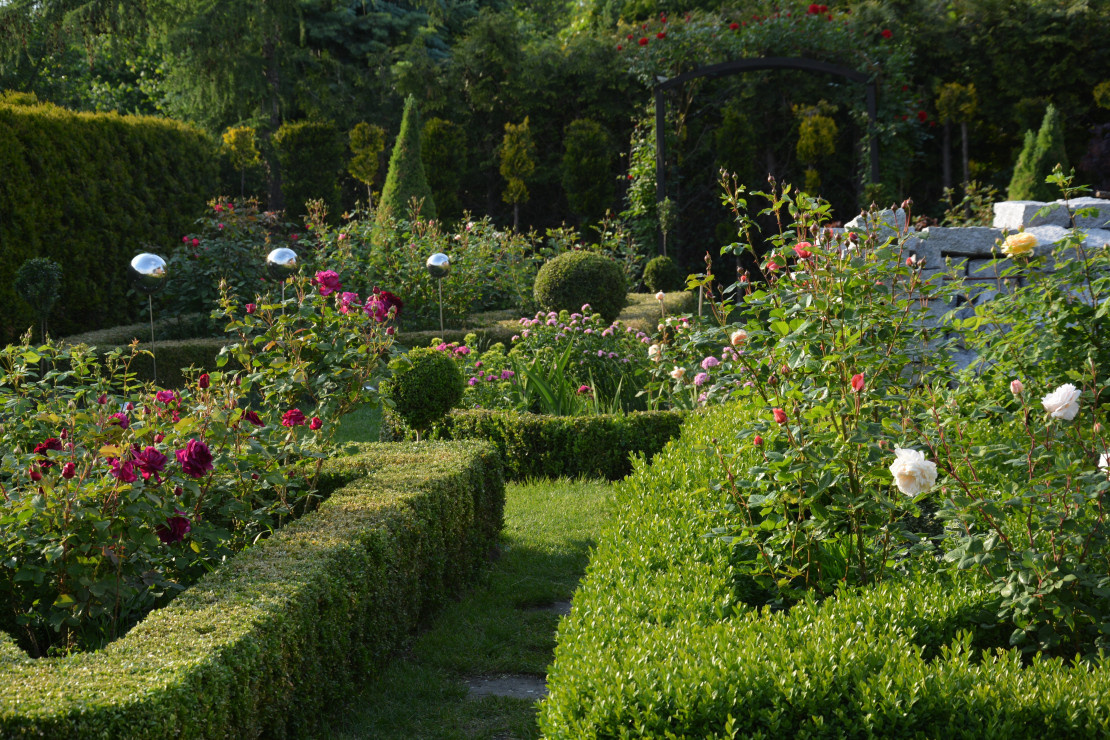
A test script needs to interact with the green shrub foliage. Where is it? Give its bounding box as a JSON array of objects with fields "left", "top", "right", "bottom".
[
  {"left": 13, "top": 257, "right": 62, "bottom": 340},
  {"left": 390, "top": 408, "right": 686, "bottom": 481},
  {"left": 385, "top": 347, "right": 464, "bottom": 433},
  {"left": 641, "top": 255, "right": 683, "bottom": 293},
  {"left": 272, "top": 119, "right": 345, "bottom": 222},
  {"left": 533, "top": 250, "right": 627, "bottom": 323},
  {"left": 0, "top": 441, "right": 503, "bottom": 738},
  {"left": 0, "top": 100, "right": 216, "bottom": 344},
  {"left": 379, "top": 95, "right": 436, "bottom": 221},
  {"left": 1008, "top": 104, "right": 1069, "bottom": 201},
  {"left": 561, "top": 118, "right": 614, "bottom": 226},
  {"left": 348, "top": 121, "right": 386, "bottom": 205},
  {"left": 421, "top": 117, "right": 467, "bottom": 221}
]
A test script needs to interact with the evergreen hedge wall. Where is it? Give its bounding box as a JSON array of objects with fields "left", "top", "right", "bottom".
[{"left": 0, "top": 101, "right": 216, "bottom": 345}]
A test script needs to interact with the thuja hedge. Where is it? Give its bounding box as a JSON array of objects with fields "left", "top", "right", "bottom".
[
  {"left": 0, "top": 100, "right": 216, "bottom": 345},
  {"left": 538, "top": 402, "right": 1110, "bottom": 738},
  {"left": 385, "top": 408, "right": 685, "bottom": 481},
  {"left": 0, "top": 441, "right": 503, "bottom": 739}
]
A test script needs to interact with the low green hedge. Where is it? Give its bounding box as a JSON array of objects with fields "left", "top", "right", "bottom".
[
  {"left": 385, "top": 408, "right": 685, "bottom": 481},
  {"left": 538, "top": 401, "right": 1110, "bottom": 739},
  {"left": 0, "top": 440, "right": 504, "bottom": 739}
]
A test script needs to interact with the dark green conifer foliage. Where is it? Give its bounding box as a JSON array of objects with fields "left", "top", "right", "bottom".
[
  {"left": 272, "top": 119, "right": 344, "bottom": 222},
  {"left": 421, "top": 117, "right": 466, "bottom": 222},
  {"left": 379, "top": 95, "right": 437, "bottom": 221},
  {"left": 562, "top": 118, "right": 614, "bottom": 228},
  {"left": 1008, "top": 104, "right": 1068, "bottom": 202}
]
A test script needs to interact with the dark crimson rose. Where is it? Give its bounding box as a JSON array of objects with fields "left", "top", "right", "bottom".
[
  {"left": 134, "top": 446, "right": 168, "bottom": 481},
  {"left": 110, "top": 459, "right": 138, "bottom": 483},
  {"left": 61, "top": 462, "right": 77, "bottom": 479},
  {"left": 156, "top": 511, "right": 191, "bottom": 544},
  {"left": 242, "top": 410, "right": 265, "bottom": 427},
  {"left": 175, "top": 439, "right": 214, "bottom": 479},
  {"left": 281, "top": 408, "right": 306, "bottom": 428}
]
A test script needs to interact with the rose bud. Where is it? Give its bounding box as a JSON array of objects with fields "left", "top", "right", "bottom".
[
  {"left": 198, "top": 373, "right": 210, "bottom": 389},
  {"left": 61, "top": 462, "right": 76, "bottom": 479},
  {"left": 29, "top": 467, "right": 42, "bottom": 482},
  {"left": 154, "top": 434, "right": 165, "bottom": 443},
  {"left": 753, "top": 435, "right": 763, "bottom": 446}
]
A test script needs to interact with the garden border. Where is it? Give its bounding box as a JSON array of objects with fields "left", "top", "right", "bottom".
[{"left": 0, "top": 440, "right": 503, "bottom": 738}]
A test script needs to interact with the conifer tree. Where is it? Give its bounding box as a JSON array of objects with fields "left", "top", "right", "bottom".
[
  {"left": 348, "top": 122, "right": 386, "bottom": 209},
  {"left": 422, "top": 117, "right": 467, "bottom": 222},
  {"left": 499, "top": 117, "right": 536, "bottom": 231},
  {"left": 379, "top": 95, "right": 436, "bottom": 222},
  {"left": 1007, "top": 104, "right": 1068, "bottom": 202}
]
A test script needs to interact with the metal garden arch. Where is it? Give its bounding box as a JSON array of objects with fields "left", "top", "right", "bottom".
[{"left": 653, "top": 56, "right": 880, "bottom": 216}]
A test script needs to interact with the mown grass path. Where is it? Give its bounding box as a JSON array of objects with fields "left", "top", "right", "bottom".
[{"left": 316, "top": 478, "right": 613, "bottom": 740}]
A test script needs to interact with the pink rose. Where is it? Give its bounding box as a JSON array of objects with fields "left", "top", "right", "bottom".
[
  {"left": 134, "top": 446, "right": 168, "bottom": 481},
  {"left": 773, "top": 408, "right": 788, "bottom": 424},
  {"left": 309, "top": 417, "right": 322, "bottom": 431},
  {"left": 314, "top": 270, "right": 343, "bottom": 296},
  {"left": 245, "top": 303, "right": 256, "bottom": 315}
]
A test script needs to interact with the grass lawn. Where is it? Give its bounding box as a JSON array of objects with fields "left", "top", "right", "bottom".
[{"left": 315, "top": 477, "right": 613, "bottom": 740}]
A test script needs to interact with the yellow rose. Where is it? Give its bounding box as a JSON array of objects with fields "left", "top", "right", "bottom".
[{"left": 1001, "top": 232, "right": 1037, "bottom": 258}]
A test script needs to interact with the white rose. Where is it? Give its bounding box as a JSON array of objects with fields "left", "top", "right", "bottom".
[
  {"left": 669, "top": 366, "right": 685, "bottom": 380},
  {"left": 1099, "top": 453, "right": 1109, "bottom": 471},
  {"left": 655, "top": 291, "right": 666, "bottom": 302},
  {"left": 648, "top": 344, "right": 662, "bottom": 362},
  {"left": 889, "top": 448, "right": 937, "bottom": 497},
  {"left": 1042, "top": 383, "right": 1081, "bottom": 421}
]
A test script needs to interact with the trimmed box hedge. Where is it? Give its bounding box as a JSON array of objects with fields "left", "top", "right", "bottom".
[
  {"left": 0, "top": 440, "right": 504, "bottom": 739},
  {"left": 0, "top": 100, "right": 216, "bottom": 345},
  {"left": 538, "top": 401, "right": 1110, "bottom": 739},
  {"left": 385, "top": 408, "right": 686, "bottom": 481}
]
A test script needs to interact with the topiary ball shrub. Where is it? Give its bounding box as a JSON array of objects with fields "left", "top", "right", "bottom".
[
  {"left": 533, "top": 251, "right": 627, "bottom": 324},
  {"left": 384, "top": 347, "right": 464, "bottom": 436},
  {"left": 642, "top": 255, "right": 683, "bottom": 293}
]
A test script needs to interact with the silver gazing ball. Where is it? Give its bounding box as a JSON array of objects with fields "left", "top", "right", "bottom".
[
  {"left": 266, "top": 247, "right": 299, "bottom": 280},
  {"left": 426, "top": 252, "right": 451, "bottom": 279},
  {"left": 129, "top": 253, "right": 168, "bottom": 295}
]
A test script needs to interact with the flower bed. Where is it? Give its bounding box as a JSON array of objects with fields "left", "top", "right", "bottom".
[
  {"left": 0, "top": 441, "right": 503, "bottom": 739},
  {"left": 538, "top": 402, "right": 1110, "bottom": 738},
  {"left": 384, "top": 407, "right": 685, "bottom": 481}
]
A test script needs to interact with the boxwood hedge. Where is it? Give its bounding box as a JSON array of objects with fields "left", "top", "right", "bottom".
[
  {"left": 0, "top": 100, "right": 216, "bottom": 345},
  {"left": 0, "top": 440, "right": 503, "bottom": 739},
  {"left": 384, "top": 408, "right": 686, "bottom": 481},
  {"left": 538, "top": 401, "right": 1110, "bottom": 739}
]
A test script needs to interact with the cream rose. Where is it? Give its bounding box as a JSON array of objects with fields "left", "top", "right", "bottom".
[
  {"left": 730, "top": 329, "right": 748, "bottom": 347},
  {"left": 669, "top": 366, "right": 685, "bottom": 381},
  {"left": 1001, "top": 232, "right": 1037, "bottom": 258},
  {"left": 1042, "top": 383, "right": 1081, "bottom": 421},
  {"left": 889, "top": 448, "right": 937, "bottom": 496},
  {"left": 648, "top": 344, "right": 662, "bottom": 362}
]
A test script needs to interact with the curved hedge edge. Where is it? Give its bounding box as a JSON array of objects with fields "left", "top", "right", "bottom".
[
  {"left": 0, "top": 440, "right": 504, "bottom": 739},
  {"left": 383, "top": 408, "right": 686, "bottom": 481}
]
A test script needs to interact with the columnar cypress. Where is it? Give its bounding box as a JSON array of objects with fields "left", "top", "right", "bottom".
[
  {"left": 379, "top": 95, "right": 437, "bottom": 221},
  {"left": 1007, "top": 104, "right": 1068, "bottom": 202}
]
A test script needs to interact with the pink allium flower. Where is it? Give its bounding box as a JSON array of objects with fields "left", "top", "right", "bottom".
[
  {"left": 701, "top": 356, "right": 720, "bottom": 370},
  {"left": 694, "top": 372, "right": 709, "bottom": 386},
  {"left": 468, "top": 378, "right": 478, "bottom": 386}
]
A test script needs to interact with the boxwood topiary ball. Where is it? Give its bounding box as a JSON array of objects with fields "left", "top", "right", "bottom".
[
  {"left": 533, "top": 251, "right": 627, "bottom": 323},
  {"left": 642, "top": 255, "right": 683, "bottom": 293},
  {"left": 384, "top": 347, "right": 464, "bottom": 434}
]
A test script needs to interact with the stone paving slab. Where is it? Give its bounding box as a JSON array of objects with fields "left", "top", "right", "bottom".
[{"left": 465, "top": 674, "right": 548, "bottom": 700}]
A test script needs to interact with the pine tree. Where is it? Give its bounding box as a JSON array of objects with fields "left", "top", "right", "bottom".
[
  {"left": 499, "top": 117, "right": 536, "bottom": 231},
  {"left": 1007, "top": 104, "right": 1068, "bottom": 202},
  {"left": 378, "top": 95, "right": 437, "bottom": 222}
]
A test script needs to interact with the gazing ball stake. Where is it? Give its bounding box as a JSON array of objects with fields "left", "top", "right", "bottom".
[
  {"left": 266, "top": 247, "right": 299, "bottom": 306},
  {"left": 129, "top": 252, "right": 168, "bottom": 382},
  {"left": 426, "top": 253, "right": 450, "bottom": 332}
]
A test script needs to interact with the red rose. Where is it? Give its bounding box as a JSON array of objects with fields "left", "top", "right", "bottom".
[
  {"left": 772, "top": 408, "right": 788, "bottom": 424},
  {"left": 245, "top": 303, "right": 256, "bottom": 314},
  {"left": 638, "top": 37, "right": 648, "bottom": 46},
  {"left": 309, "top": 416, "right": 322, "bottom": 431},
  {"left": 191, "top": 238, "right": 200, "bottom": 247},
  {"left": 793, "top": 242, "right": 813, "bottom": 259},
  {"left": 242, "top": 410, "right": 265, "bottom": 427},
  {"left": 156, "top": 511, "right": 191, "bottom": 544},
  {"left": 313, "top": 270, "right": 343, "bottom": 296},
  {"left": 134, "top": 446, "right": 168, "bottom": 481},
  {"left": 198, "top": 373, "right": 210, "bottom": 389},
  {"left": 175, "top": 439, "right": 214, "bottom": 478},
  {"left": 729, "top": 21, "right": 739, "bottom": 30},
  {"left": 753, "top": 435, "right": 763, "bottom": 447},
  {"left": 851, "top": 373, "right": 865, "bottom": 393},
  {"left": 617, "top": 44, "right": 622, "bottom": 50},
  {"left": 110, "top": 459, "right": 138, "bottom": 483},
  {"left": 28, "top": 467, "right": 42, "bottom": 482},
  {"left": 61, "top": 462, "right": 76, "bottom": 479},
  {"left": 917, "top": 110, "right": 928, "bottom": 122},
  {"left": 282, "top": 408, "right": 306, "bottom": 428},
  {"left": 881, "top": 28, "right": 892, "bottom": 39},
  {"left": 656, "top": 31, "right": 665, "bottom": 39}
]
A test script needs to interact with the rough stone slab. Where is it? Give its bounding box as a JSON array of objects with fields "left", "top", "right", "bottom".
[
  {"left": 466, "top": 674, "right": 548, "bottom": 700},
  {"left": 1063, "top": 197, "right": 1110, "bottom": 229},
  {"left": 993, "top": 201, "right": 1069, "bottom": 229},
  {"left": 1025, "top": 224, "right": 1070, "bottom": 253},
  {"left": 844, "top": 208, "right": 911, "bottom": 243},
  {"left": 915, "top": 226, "right": 1002, "bottom": 268}
]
